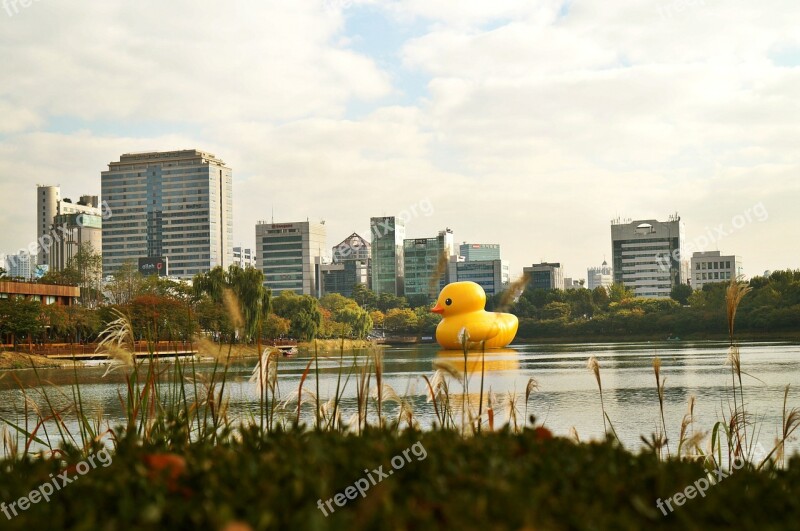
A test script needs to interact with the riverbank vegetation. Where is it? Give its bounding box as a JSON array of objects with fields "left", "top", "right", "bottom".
[
  {"left": 1, "top": 277, "right": 799, "bottom": 529},
  {"left": 4, "top": 248, "right": 799, "bottom": 348},
  {"left": 496, "top": 269, "right": 800, "bottom": 340}
]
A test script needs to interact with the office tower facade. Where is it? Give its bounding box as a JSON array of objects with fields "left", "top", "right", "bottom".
[
  {"left": 611, "top": 215, "right": 683, "bottom": 298},
  {"left": 233, "top": 247, "right": 255, "bottom": 269},
  {"left": 448, "top": 259, "right": 509, "bottom": 296},
  {"left": 319, "top": 233, "right": 371, "bottom": 297},
  {"left": 36, "top": 186, "right": 60, "bottom": 265},
  {"left": 255, "top": 220, "right": 326, "bottom": 295},
  {"left": 5, "top": 251, "right": 34, "bottom": 280},
  {"left": 101, "top": 150, "right": 233, "bottom": 279},
  {"left": 459, "top": 243, "right": 501, "bottom": 262},
  {"left": 370, "top": 216, "right": 405, "bottom": 296},
  {"left": 564, "top": 278, "right": 584, "bottom": 290},
  {"left": 48, "top": 211, "right": 103, "bottom": 273},
  {"left": 587, "top": 260, "right": 613, "bottom": 291},
  {"left": 690, "top": 251, "right": 742, "bottom": 290},
  {"left": 523, "top": 262, "right": 565, "bottom": 290},
  {"left": 36, "top": 186, "right": 102, "bottom": 267},
  {"left": 403, "top": 229, "right": 454, "bottom": 301}
]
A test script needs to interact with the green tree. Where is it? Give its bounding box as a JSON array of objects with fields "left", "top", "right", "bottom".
[
  {"left": 105, "top": 261, "right": 145, "bottom": 305},
  {"left": 376, "top": 292, "right": 408, "bottom": 313},
  {"left": 351, "top": 284, "right": 377, "bottom": 310},
  {"left": 414, "top": 306, "right": 441, "bottom": 336},
  {"left": 263, "top": 313, "right": 291, "bottom": 339},
  {"left": 609, "top": 283, "right": 634, "bottom": 303},
  {"left": 0, "top": 297, "right": 44, "bottom": 349},
  {"left": 384, "top": 308, "right": 418, "bottom": 334},
  {"left": 193, "top": 265, "right": 271, "bottom": 343},
  {"left": 591, "top": 286, "right": 610, "bottom": 310},
  {"left": 272, "top": 291, "right": 323, "bottom": 341},
  {"left": 670, "top": 283, "right": 693, "bottom": 306}
]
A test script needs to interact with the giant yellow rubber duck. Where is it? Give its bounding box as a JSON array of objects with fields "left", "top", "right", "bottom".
[{"left": 431, "top": 281, "right": 519, "bottom": 350}]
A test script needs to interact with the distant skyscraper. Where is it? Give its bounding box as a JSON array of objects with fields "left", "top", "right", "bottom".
[
  {"left": 5, "top": 251, "right": 34, "bottom": 280},
  {"left": 587, "top": 260, "right": 613, "bottom": 291},
  {"left": 320, "top": 233, "right": 371, "bottom": 297},
  {"left": 36, "top": 186, "right": 101, "bottom": 267},
  {"left": 690, "top": 251, "right": 743, "bottom": 290},
  {"left": 48, "top": 209, "right": 103, "bottom": 274},
  {"left": 101, "top": 150, "right": 233, "bottom": 279},
  {"left": 611, "top": 215, "right": 683, "bottom": 298},
  {"left": 370, "top": 216, "right": 405, "bottom": 296},
  {"left": 449, "top": 259, "right": 509, "bottom": 296},
  {"left": 36, "top": 185, "right": 59, "bottom": 266},
  {"left": 233, "top": 247, "right": 255, "bottom": 269},
  {"left": 255, "top": 220, "right": 326, "bottom": 295},
  {"left": 403, "top": 228, "right": 455, "bottom": 301},
  {"left": 523, "top": 262, "right": 565, "bottom": 290},
  {"left": 459, "top": 243, "right": 501, "bottom": 262}
]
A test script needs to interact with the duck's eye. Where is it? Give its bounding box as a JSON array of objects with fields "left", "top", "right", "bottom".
[{"left": 445, "top": 298, "right": 452, "bottom": 306}]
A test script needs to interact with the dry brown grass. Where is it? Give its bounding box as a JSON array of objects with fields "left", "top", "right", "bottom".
[{"left": 0, "top": 351, "right": 79, "bottom": 370}]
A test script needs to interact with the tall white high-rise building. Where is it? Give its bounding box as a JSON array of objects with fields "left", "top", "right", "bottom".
[
  {"left": 36, "top": 186, "right": 60, "bottom": 266},
  {"left": 36, "top": 186, "right": 101, "bottom": 267},
  {"left": 255, "top": 220, "right": 326, "bottom": 295},
  {"left": 587, "top": 260, "right": 613, "bottom": 291},
  {"left": 101, "top": 150, "right": 233, "bottom": 279},
  {"left": 233, "top": 247, "right": 255, "bottom": 269},
  {"left": 5, "top": 251, "right": 34, "bottom": 280},
  {"left": 611, "top": 215, "right": 683, "bottom": 298}
]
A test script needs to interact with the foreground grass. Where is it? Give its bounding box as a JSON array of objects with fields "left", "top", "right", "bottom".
[{"left": 1, "top": 429, "right": 799, "bottom": 530}]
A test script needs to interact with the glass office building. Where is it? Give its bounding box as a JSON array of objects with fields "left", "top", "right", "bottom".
[
  {"left": 255, "top": 221, "right": 326, "bottom": 295},
  {"left": 403, "top": 229, "right": 454, "bottom": 301},
  {"left": 523, "top": 262, "right": 565, "bottom": 291},
  {"left": 101, "top": 150, "right": 233, "bottom": 278},
  {"left": 448, "top": 259, "right": 509, "bottom": 296},
  {"left": 370, "top": 217, "right": 405, "bottom": 296},
  {"left": 459, "top": 243, "right": 501, "bottom": 262}
]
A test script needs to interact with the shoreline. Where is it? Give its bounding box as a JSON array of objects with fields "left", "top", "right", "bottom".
[
  {"left": 513, "top": 331, "right": 800, "bottom": 344},
  {"left": 0, "top": 351, "right": 83, "bottom": 371}
]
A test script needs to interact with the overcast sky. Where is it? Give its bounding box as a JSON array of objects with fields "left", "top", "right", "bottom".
[{"left": 1, "top": 0, "right": 798, "bottom": 280}]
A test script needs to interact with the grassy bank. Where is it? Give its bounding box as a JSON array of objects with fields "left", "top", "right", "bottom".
[
  {"left": 299, "top": 339, "right": 382, "bottom": 352},
  {"left": 1, "top": 429, "right": 799, "bottom": 530},
  {"left": 0, "top": 351, "right": 80, "bottom": 371}
]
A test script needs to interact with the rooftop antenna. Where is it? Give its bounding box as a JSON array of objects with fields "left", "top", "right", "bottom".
[{"left": 271, "top": 205, "right": 274, "bottom": 224}]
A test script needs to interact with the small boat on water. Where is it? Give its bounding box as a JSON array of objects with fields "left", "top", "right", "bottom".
[
  {"left": 279, "top": 346, "right": 298, "bottom": 357},
  {"left": 264, "top": 338, "right": 298, "bottom": 357}
]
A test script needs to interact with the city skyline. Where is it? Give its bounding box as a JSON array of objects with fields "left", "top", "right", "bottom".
[{"left": 1, "top": 2, "right": 798, "bottom": 280}]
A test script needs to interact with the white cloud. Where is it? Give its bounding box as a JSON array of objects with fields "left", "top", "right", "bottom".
[{"left": 0, "top": 0, "right": 798, "bottom": 279}]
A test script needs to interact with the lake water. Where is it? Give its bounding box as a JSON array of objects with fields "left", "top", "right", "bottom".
[{"left": 3, "top": 341, "right": 800, "bottom": 457}]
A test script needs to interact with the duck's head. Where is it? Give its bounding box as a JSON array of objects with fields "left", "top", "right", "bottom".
[{"left": 431, "top": 281, "right": 487, "bottom": 317}]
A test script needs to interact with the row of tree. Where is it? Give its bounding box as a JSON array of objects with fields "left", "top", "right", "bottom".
[
  {"left": 507, "top": 270, "right": 800, "bottom": 339},
  {"left": 3, "top": 249, "right": 798, "bottom": 346}
]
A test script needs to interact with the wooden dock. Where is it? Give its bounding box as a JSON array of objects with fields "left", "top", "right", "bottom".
[{"left": 5, "top": 342, "right": 198, "bottom": 361}]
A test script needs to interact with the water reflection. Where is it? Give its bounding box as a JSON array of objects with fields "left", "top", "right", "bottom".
[{"left": 2, "top": 341, "right": 800, "bottom": 457}]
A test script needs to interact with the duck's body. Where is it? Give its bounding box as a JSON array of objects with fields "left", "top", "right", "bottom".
[{"left": 431, "top": 281, "right": 519, "bottom": 350}]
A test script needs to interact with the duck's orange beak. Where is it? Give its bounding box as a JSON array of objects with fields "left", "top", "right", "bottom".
[{"left": 430, "top": 304, "right": 444, "bottom": 314}]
